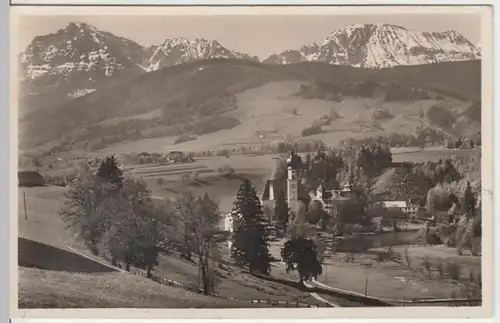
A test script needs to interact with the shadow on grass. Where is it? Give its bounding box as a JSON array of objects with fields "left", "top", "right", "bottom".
[{"left": 18, "top": 237, "right": 116, "bottom": 273}]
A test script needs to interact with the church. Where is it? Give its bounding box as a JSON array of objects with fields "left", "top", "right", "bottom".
[{"left": 260, "top": 151, "right": 356, "bottom": 220}]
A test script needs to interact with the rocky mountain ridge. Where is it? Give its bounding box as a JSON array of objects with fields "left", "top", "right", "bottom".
[{"left": 263, "top": 23, "right": 481, "bottom": 68}]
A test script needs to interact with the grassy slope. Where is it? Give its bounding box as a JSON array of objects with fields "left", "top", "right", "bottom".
[
  {"left": 19, "top": 267, "right": 258, "bottom": 309},
  {"left": 17, "top": 186, "right": 321, "bottom": 307},
  {"left": 20, "top": 60, "right": 481, "bottom": 155},
  {"left": 92, "top": 79, "right": 473, "bottom": 154},
  {"left": 17, "top": 187, "right": 254, "bottom": 308}
]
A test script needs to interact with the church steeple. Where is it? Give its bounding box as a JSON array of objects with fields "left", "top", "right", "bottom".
[{"left": 286, "top": 151, "right": 300, "bottom": 215}]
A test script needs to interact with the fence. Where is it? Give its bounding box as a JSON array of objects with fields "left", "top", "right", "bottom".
[
  {"left": 100, "top": 256, "right": 480, "bottom": 308},
  {"left": 126, "top": 267, "right": 326, "bottom": 308}
]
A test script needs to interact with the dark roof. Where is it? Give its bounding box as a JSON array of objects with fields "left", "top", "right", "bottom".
[{"left": 18, "top": 170, "right": 45, "bottom": 187}]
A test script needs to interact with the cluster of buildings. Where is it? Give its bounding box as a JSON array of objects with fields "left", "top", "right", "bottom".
[
  {"left": 223, "top": 151, "right": 421, "bottom": 242},
  {"left": 261, "top": 152, "right": 420, "bottom": 220}
]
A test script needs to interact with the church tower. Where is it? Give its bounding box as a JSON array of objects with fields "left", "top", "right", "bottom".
[{"left": 286, "top": 151, "right": 299, "bottom": 215}]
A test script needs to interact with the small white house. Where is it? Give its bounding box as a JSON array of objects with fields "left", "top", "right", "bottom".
[
  {"left": 223, "top": 213, "right": 233, "bottom": 232},
  {"left": 221, "top": 213, "right": 234, "bottom": 249},
  {"left": 381, "top": 201, "right": 419, "bottom": 217}
]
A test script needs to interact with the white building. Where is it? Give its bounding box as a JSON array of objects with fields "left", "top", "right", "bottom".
[
  {"left": 381, "top": 201, "right": 419, "bottom": 217},
  {"left": 221, "top": 213, "right": 234, "bottom": 249}
]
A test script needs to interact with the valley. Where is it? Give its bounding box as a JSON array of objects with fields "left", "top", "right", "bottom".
[{"left": 15, "top": 17, "right": 484, "bottom": 311}]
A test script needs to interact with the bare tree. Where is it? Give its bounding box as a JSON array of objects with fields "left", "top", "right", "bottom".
[
  {"left": 174, "top": 192, "right": 227, "bottom": 295},
  {"left": 60, "top": 166, "right": 113, "bottom": 255}
]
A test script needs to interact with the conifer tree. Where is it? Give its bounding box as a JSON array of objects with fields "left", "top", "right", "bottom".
[
  {"left": 462, "top": 181, "right": 476, "bottom": 218},
  {"left": 97, "top": 155, "right": 124, "bottom": 186},
  {"left": 230, "top": 179, "right": 272, "bottom": 275}
]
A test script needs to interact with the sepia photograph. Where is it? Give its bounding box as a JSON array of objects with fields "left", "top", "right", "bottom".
[{"left": 10, "top": 4, "right": 493, "bottom": 319}]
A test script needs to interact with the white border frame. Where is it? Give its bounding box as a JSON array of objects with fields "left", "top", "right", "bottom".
[{"left": 6, "top": 1, "right": 497, "bottom": 322}]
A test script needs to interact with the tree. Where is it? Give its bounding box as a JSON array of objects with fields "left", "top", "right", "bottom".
[
  {"left": 416, "top": 125, "right": 427, "bottom": 151},
  {"left": 354, "top": 143, "right": 392, "bottom": 179},
  {"left": 306, "top": 200, "right": 324, "bottom": 226},
  {"left": 94, "top": 177, "right": 170, "bottom": 275},
  {"left": 60, "top": 166, "right": 112, "bottom": 255},
  {"left": 273, "top": 189, "right": 289, "bottom": 233},
  {"left": 462, "top": 181, "right": 476, "bottom": 218},
  {"left": 61, "top": 163, "right": 172, "bottom": 276},
  {"left": 281, "top": 237, "right": 322, "bottom": 284},
  {"left": 108, "top": 184, "right": 160, "bottom": 274},
  {"left": 230, "top": 179, "right": 272, "bottom": 275},
  {"left": 175, "top": 192, "right": 225, "bottom": 295},
  {"left": 97, "top": 155, "right": 124, "bottom": 186}
]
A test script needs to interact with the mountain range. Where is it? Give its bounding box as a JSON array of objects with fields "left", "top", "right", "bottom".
[
  {"left": 18, "top": 22, "right": 481, "bottom": 154},
  {"left": 19, "top": 22, "right": 480, "bottom": 105},
  {"left": 263, "top": 24, "right": 480, "bottom": 68}
]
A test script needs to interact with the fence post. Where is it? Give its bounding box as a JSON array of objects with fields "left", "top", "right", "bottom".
[
  {"left": 286, "top": 300, "right": 289, "bottom": 307},
  {"left": 364, "top": 276, "right": 368, "bottom": 297},
  {"left": 296, "top": 301, "right": 299, "bottom": 308},
  {"left": 23, "top": 191, "right": 28, "bottom": 220}
]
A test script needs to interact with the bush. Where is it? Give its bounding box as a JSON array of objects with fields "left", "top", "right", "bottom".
[
  {"left": 218, "top": 165, "right": 235, "bottom": 177},
  {"left": 174, "top": 134, "right": 196, "bottom": 144},
  {"left": 301, "top": 125, "right": 322, "bottom": 137}
]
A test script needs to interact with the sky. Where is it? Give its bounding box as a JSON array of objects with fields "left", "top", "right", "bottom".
[{"left": 17, "top": 14, "right": 481, "bottom": 59}]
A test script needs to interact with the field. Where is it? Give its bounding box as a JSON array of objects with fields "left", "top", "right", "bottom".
[
  {"left": 391, "top": 147, "right": 479, "bottom": 163},
  {"left": 265, "top": 236, "right": 481, "bottom": 303},
  {"left": 19, "top": 267, "right": 260, "bottom": 309}
]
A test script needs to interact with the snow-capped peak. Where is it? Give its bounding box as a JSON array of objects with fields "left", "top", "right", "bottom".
[
  {"left": 264, "top": 23, "right": 481, "bottom": 69},
  {"left": 18, "top": 21, "right": 258, "bottom": 110},
  {"left": 144, "top": 37, "right": 255, "bottom": 71},
  {"left": 19, "top": 21, "right": 145, "bottom": 98}
]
